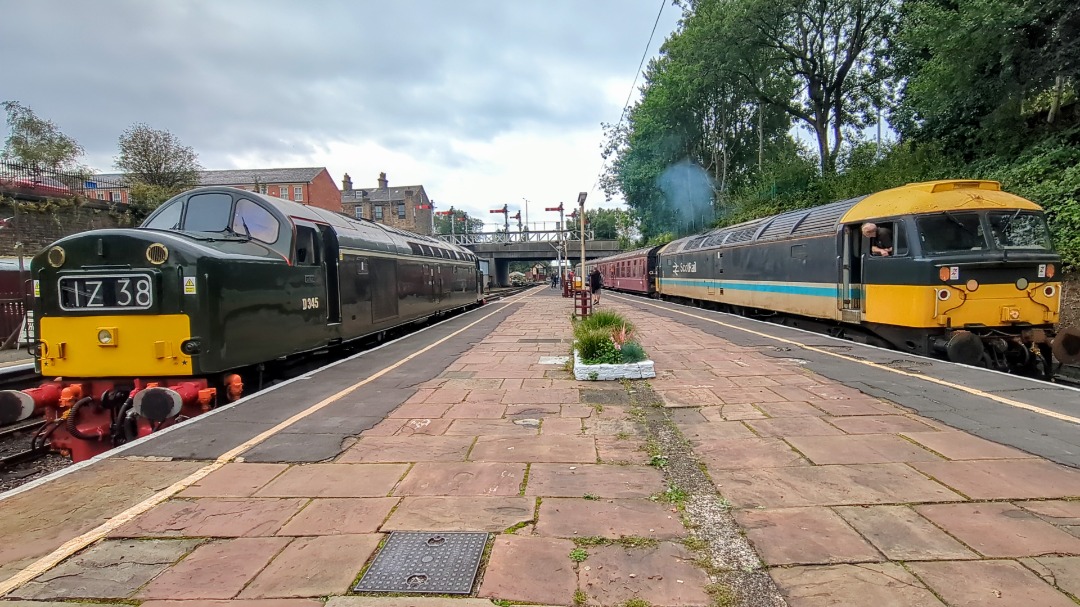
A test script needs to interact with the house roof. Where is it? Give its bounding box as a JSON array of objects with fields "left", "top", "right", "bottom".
[
  {"left": 91, "top": 167, "right": 327, "bottom": 186},
  {"left": 342, "top": 184, "right": 427, "bottom": 204}
]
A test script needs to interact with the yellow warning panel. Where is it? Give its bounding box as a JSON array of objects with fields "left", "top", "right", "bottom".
[{"left": 183, "top": 277, "right": 197, "bottom": 295}]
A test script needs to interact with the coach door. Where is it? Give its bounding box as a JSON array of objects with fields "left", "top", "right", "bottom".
[{"left": 837, "top": 225, "right": 863, "bottom": 322}]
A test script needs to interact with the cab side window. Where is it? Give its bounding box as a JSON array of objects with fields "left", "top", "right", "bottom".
[{"left": 295, "top": 226, "right": 320, "bottom": 266}]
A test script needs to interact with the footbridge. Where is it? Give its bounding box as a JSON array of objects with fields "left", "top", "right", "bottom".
[{"left": 437, "top": 230, "right": 621, "bottom": 287}]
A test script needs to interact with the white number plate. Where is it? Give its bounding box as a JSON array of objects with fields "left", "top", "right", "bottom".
[{"left": 58, "top": 274, "right": 154, "bottom": 311}]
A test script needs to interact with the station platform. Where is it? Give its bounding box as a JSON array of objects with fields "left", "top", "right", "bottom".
[{"left": 1, "top": 286, "right": 1080, "bottom": 606}]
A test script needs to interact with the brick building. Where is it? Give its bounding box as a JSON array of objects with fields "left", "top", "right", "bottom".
[
  {"left": 341, "top": 172, "right": 433, "bottom": 236},
  {"left": 91, "top": 167, "right": 343, "bottom": 212}
]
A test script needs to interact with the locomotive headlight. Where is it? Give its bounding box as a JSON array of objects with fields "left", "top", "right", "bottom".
[
  {"left": 146, "top": 243, "right": 169, "bottom": 265},
  {"left": 97, "top": 327, "right": 117, "bottom": 346},
  {"left": 1047, "top": 264, "right": 1056, "bottom": 278},
  {"left": 966, "top": 279, "right": 979, "bottom": 292},
  {"left": 937, "top": 289, "right": 951, "bottom": 301},
  {"left": 938, "top": 267, "right": 950, "bottom": 282},
  {"left": 1016, "top": 278, "right": 1029, "bottom": 290},
  {"left": 47, "top": 246, "right": 65, "bottom": 268},
  {"left": 1044, "top": 285, "right": 1057, "bottom": 298}
]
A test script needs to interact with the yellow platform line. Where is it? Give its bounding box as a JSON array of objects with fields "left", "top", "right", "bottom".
[
  {"left": 613, "top": 293, "right": 1080, "bottom": 426},
  {"left": 0, "top": 287, "right": 541, "bottom": 596}
]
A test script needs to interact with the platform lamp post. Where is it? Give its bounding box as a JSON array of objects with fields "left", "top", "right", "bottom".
[{"left": 577, "top": 192, "right": 587, "bottom": 289}]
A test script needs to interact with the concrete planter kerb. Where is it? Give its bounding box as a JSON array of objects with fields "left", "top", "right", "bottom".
[{"left": 573, "top": 348, "right": 656, "bottom": 381}]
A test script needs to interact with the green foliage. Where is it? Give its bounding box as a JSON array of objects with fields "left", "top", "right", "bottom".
[
  {"left": 116, "top": 123, "right": 202, "bottom": 190},
  {"left": 569, "top": 548, "right": 589, "bottom": 562},
  {"left": 434, "top": 209, "right": 483, "bottom": 235},
  {"left": 620, "top": 341, "right": 648, "bottom": 364},
  {"left": 126, "top": 182, "right": 184, "bottom": 222},
  {"left": 2, "top": 100, "right": 85, "bottom": 171},
  {"left": 577, "top": 329, "right": 620, "bottom": 365},
  {"left": 575, "top": 310, "right": 634, "bottom": 336}
]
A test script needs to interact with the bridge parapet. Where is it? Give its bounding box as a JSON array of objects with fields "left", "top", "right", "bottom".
[{"left": 436, "top": 229, "right": 593, "bottom": 245}]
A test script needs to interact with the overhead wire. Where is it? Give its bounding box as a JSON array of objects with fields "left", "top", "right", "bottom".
[{"left": 589, "top": 0, "right": 668, "bottom": 195}]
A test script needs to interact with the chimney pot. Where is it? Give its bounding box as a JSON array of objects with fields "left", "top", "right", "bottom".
[
  {"left": 378, "top": 172, "right": 388, "bottom": 189},
  {"left": 342, "top": 173, "right": 353, "bottom": 191}
]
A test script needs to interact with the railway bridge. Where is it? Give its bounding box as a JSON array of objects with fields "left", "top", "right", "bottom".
[{"left": 437, "top": 230, "right": 620, "bottom": 287}]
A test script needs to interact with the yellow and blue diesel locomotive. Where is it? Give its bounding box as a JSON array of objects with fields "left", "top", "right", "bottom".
[
  {"left": 0, "top": 187, "right": 482, "bottom": 461},
  {"left": 609, "top": 180, "right": 1078, "bottom": 376}
]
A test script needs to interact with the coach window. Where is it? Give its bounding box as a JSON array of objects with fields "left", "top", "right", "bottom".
[{"left": 233, "top": 199, "right": 280, "bottom": 244}]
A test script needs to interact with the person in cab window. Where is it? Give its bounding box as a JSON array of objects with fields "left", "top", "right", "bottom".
[{"left": 862, "top": 223, "right": 893, "bottom": 257}]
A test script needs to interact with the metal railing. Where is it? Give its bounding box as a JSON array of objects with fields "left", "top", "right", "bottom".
[
  {"left": 436, "top": 229, "right": 595, "bottom": 245},
  {"left": 0, "top": 161, "right": 126, "bottom": 203}
]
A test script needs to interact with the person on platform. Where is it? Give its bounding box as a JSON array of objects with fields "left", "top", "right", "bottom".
[
  {"left": 862, "top": 222, "right": 893, "bottom": 257},
  {"left": 589, "top": 267, "right": 603, "bottom": 306}
]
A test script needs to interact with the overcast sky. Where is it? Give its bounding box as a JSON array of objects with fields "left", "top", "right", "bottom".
[{"left": 0, "top": 0, "right": 681, "bottom": 231}]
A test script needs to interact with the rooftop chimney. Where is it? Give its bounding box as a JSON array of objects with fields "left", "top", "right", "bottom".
[
  {"left": 378, "top": 172, "right": 388, "bottom": 189},
  {"left": 342, "top": 173, "right": 353, "bottom": 191}
]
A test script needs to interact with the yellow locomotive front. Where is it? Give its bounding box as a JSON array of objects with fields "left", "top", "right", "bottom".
[{"left": 844, "top": 181, "right": 1079, "bottom": 376}]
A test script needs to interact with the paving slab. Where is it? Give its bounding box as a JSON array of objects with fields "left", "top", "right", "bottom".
[
  {"left": 908, "top": 559, "right": 1077, "bottom": 607},
  {"left": 695, "top": 437, "right": 809, "bottom": 469},
  {"left": 477, "top": 536, "right": 577, "bottom": 605},
  {"left": 254, "top": 463, "right": 409, "bottom": 498},
  {"left": 444, "top": 419, "right": 536, "bottom": 435},
  {"left": 911, "top": 459, "right": 1080, "bottom": 499},
  {"left": 1017, "top": 500, "right": 1080, "bottom": 525},
  {"left": 699, "top": 403, "right": 768, "bottom": 421},
  {"left": 139, "top": 601, "right": 322, "bottom": 607},
  {"left": 712, "top": 463, "right": 963, "bottom": 508},
  {"left": 577, "top": 542, "right": 713, "bottom": 607},
  {"left": 276, "top": 498, "right": 398, "bottom": 535},
  {"left": 595, "top": 436, "right": 649, "bottom": 464},
  {"left": 735, "top": 507, "right": 883, "bottom": 565},
  {"left": 1020, "top": 556, "right": 1080, "bottom": 598},
  {"left": 110, "top": 498, "right": 307, "bottom": 538},
  {"left": 916, "top": 502, "right": 1080, "bottom": 557},
  {"left": 336, "top": 436, "right": 474, "bottom": 462},
  {"left": 535, "top": 498, "right": 683, "bottom": 539},
  {"left": 136, "top": 537, "right": 291, "bottom": 600},
  {"left": 833, "top": 505, "right": 977, "bottom": 560},
  {"left": 785, "top": 434, "right": 943, "bottom": 465},
  {"left": 541, "top": 418, "right": 584, "bottom": 434},
  {"left": 468, "top": 435, "right": 597, "bottom": 463},
  {"left": 901, "top": 431, "right": 1037, "bottom": 460},
  {"left": 240, "top": 534, "right": 382, "bottom": 598},
  {"left": 825, "top": 415, "right": 937, "bottom": 434},
  {"left": 0, "top": 459, "right": 203, "bottom": 576},
  {"left": 178, "top": 463, "right": 289, "bottom": 498},
  {"left": 676, "top": 420, "right": 757, "bottom": 442},
  {"left": 753, "top": 401, "right": 828, "bottom": 417},
  {"left": 745, "top": 416, "right": 845, "bottom": 437},
  {"left": 8, "top": 539, "right": 202, "bottom": 600},
  {"left": 382, "top": 496, "right": 534, "bottom": 531},
  {"left": 394, "top": 462, "right": 525, "bottom": 496},
  {"left": 525, "top": 464, "right": 664, "bottom": 498},
  {"left": 770, "top": 563, "right": 946, "bottom": 606}
]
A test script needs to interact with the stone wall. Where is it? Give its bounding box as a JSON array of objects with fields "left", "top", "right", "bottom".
[{"left": 0, "top": 202, "right": 131, "bottom": 257}]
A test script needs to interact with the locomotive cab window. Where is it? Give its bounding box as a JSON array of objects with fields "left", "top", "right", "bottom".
[
  {"left": 232, "top": 199, "right": 280, "bottom": 244},
  {"left": 861, "top": 221, "right": 908, "bottom": 257},
  {"left": 143, "top": 199, "right": 182, "bottom": 229},
  {"left": 294, "top": 226, "right": 320, "bottom": 266},
  {"left": 989, "top": 211, "right": 1052, "bottom": 250},
  {"left": 183, "top": 192, "right": 233, "bottom": 232},
  {"left": 918, "top": 212, "right": 987, "bottom": 254}
]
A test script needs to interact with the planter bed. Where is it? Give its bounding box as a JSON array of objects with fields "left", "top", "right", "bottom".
[{"left": 573, "top": 348, "right": 656, "bottom": 381}]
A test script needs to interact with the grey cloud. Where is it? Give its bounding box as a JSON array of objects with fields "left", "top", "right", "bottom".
[{"left": 1, "top": 0, "right": 677, "bottom": 172}]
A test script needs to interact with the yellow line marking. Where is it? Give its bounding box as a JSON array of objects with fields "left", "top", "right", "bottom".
[
  {"left": 612, "top": 293, "right": 1080, "bottom": 426},
  {"left": 0, "top": 292, "right": 537, "bottom": 595}
]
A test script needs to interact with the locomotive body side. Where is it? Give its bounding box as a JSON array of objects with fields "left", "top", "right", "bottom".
[
  {"left": 654, "top": 180, "right": 1078, "bottom": 375},
  {"left": 1, "top": 187, "right": 481, "bottom": 461}
]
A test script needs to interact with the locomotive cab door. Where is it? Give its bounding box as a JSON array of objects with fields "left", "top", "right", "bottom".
[
  {"left": 317, "top": 225, "right": 342, "bottom": 325},
  {"left": 837, "top": 225, "right": 864, "bottom": 322}
]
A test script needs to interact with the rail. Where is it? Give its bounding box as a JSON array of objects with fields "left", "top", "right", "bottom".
[{"left": 436, "top": 229, "right": 595, "bottom": 245}]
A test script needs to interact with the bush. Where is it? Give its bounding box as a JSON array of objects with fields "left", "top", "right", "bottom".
[
  {"left": 576, "top": 329, "right": 620, "bottom": 364},
  {"left": 574, "top": 310, "right": 635, "bottom": 341},
  {"left": 620, "top": 341, "right": 647, "bottom": 363}
]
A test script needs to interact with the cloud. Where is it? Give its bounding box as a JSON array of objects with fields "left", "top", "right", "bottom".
[{"left": 1, "top": 0, "right": 682, "bottom": 227}]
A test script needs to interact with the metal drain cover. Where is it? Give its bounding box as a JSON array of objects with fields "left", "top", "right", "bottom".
[{"left": 355, "top": 531, "right": 488, "bottom": 594}]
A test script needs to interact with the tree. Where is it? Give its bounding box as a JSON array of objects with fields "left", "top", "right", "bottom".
[
  {"left": 721, "top": 0, "right": 896, "bottom": 174},
  {"left": 434, "top": 209, "right": 483, "bottom": 235},
  {"left": 1, "top": 101, "right": 84, "bottom": 170},
  {"left": 115, "top": 123, "right": 202, "bottom": 190}
]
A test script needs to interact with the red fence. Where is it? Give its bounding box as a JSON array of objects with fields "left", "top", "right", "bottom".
[{"left": 0, "top": 269, "right": 30, "bottom": 345}]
